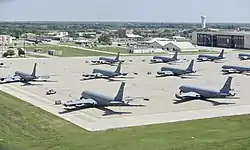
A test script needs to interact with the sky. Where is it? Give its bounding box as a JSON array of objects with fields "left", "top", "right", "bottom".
[{"left": 0, "top": 0, "right": 249, "bottom": 22}]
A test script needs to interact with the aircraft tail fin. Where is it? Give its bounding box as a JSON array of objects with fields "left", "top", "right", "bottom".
[
  {"left": 218, "top": 49, "right": 224, "bottom": 58},
  {"left": 220, "top": 77, "right": 233, "bottom": 93},
  {"left": 114, "top": 82, "right": 125, "bottom": 101},
  {"left": 186, "top": 60, "right": 194, "bottom": 72},
  {"left": 115, "top": 52, "right": 120, "bottom": 61},
  {"left": 31, "top": 63, "right": 37, "bottom": 76},
  {"left": 115, "top": 61, "right": 122, "bottom": 73},
  {"left": 172, "top": 51, "right": 178, "bottom": 60}
]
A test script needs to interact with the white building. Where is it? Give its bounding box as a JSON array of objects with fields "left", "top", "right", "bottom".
[
  {"left": 145, "top": 38, "right": 169, "bottom": 44},
  {"left": 0, "top": 35, "right": 13, "bottom": 44},
  {"left": 74, "top": 40, "right": 93, "bottom": 45},
  {"left": 47, "top": 31, "right": 68, "bottom": 37},
  {"left": 131, "top": 48, "right": 165, "bottom": 53},
  {"left": 149, "top": 41, "right": 171, "bottom": 49},
  {"left": 165, "top": 41, "right": 198, "bottom": 52}
]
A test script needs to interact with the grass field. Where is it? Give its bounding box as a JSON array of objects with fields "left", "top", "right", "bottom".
[
  {"left": 93, "top": 47, "right": 129, "bottom": 54},
  {"left": 1, "top": 91, "right": 250, "bottom": 150},
  {"left": 21, "top": 44, "right": 112, "bottom": 57},
  {"left": 26, "top": 53, "right": 49, "bottom": 58}
]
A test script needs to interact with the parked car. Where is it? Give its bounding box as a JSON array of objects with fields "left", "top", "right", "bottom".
[{"left": 46, "top": 89, "right": 56, "bottom": 95}]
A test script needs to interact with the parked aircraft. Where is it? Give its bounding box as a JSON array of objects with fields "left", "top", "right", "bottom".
[
  {"left": 175, "top": 77, "right": 235, "bottom": 100},
  {"left": 238, "top": 53, "right": 250, "bottom": 60},
  {"left": 156, "top": 60, "right": 196, "bottom": 77},
  {"left": 91, "top": 52, "right": 124, "bottom": 65},
  {"left": 0, "top": 63, "right": 51, "bottom": 84},
  {"left": 150, "top": 51, "right": 178, "bottom": 64},
  {"left": 197, "top": 50, "right": 225, "bottom": 62},
  {"left": 63, "top": 82, "right": 145, "bottom": 110},
  {"left": 82, "top": 61, "right": 128, "bottom": 80},
  {"left": 221, "top": 65, "right": 250, "bottom": 75}
]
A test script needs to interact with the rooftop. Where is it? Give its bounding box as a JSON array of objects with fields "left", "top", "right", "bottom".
[
  {"left": 195, "top": 31, "right": 250, "bottom": 36},
  {"left": 167, "top": 41, "right": 196, "bottom": 49},
  {"left": 126, "top": 34, "right": 143, "bottom": 38}
]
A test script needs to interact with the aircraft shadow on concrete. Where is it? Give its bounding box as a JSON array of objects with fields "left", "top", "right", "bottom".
[
  {"left": 222, "top": 72, "right": 250, "bottom": 76},
  {"left": 98, "top": 107, "right": 132, "bottom": 116},
  {"left": 21, "top": 82, "right": 44, "bottom": 86},
  {"left": 80, "top": 77, "right": 133, "bottom": 82},
  {"left": 90, "top": 63, "right": 119, "bottom": 66},
  {"left": 0, "top": 80, "right": 57, "bottom": 85},
  {"left": 59, "top": 106, "right": 132, "bottom": 116},
  {"left": 173, "top": 97, "right": 236, "bottom": 106},
  {"left": 155, "top": 75, "right": 200, "bottom": 79},
  {"left": 0, "top": 66, "right": 10, "bottom": 68},
  {"left": 59, "top": 104, "right": 145, "bottom": 116}
]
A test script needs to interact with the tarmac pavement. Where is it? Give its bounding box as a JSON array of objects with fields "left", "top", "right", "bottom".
[{"left": 1, "top": 51, "right": 250, "bottom": 131}]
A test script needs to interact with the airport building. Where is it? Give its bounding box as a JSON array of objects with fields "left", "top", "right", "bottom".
[{"left": 192, "top": 31, "right": 250, "bottom": 49}]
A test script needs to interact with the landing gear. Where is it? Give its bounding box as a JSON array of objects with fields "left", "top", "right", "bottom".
[{"left": 91, "top": 103, "right": 96, "bottom": 108}]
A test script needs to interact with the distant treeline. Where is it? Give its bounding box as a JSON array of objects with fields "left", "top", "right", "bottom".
[{"left": 0, "top": 22, "right": 249, "bottom": 38}]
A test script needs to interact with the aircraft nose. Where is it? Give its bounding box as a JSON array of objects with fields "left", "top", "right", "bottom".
[{"left": 81, "top": 91, "right": 87, "bottom": 99}]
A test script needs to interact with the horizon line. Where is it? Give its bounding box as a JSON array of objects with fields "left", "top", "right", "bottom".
[{"left": 0, "top": 20, "right": 250, "bottom": 24}]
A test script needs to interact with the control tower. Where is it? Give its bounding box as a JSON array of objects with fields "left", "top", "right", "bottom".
[{"left": 201, "top": 16, "right": 207, "bottom": 29}]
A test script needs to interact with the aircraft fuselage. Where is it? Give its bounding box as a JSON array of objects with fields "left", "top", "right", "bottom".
[
  {"left": 99, "top": 57, "right": 118, "bottom": 63},
  {"left": 152, "top": 56, "right": 174, "bottom": 63},
  {"left": 14, "top": 71, "right": 37, "bottom": 81},
  {"left": 238, "top": 54, "right": 250, "bottom": 60},
  {"left": 93, "top": 69, "right": 119, "bottom": 77},
  {"left": 222, "top": 65, "right": 250, "bottom": 72},
  {"left": 179, "top": 86, "right": 230, "bottom": 98},
  {"left": 197, "top": 55, "right": 222, "bottom": 61},
  {"left": 81, "top": 91, "right": 116, "bottom": 105},
  {"left": 160, "top": 67, "right": 190, "bottom": 75}
]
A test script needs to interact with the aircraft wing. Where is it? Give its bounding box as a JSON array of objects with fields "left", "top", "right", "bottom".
[
  {"left": 91, "top": 60, "right": 107, "bottom": 64},
  {"left": 157, "top": 71, "right": 174, "bottom": 76},
  {"left": 0, "top": 75, "right": 21, "bottom": 82},
  {"left": 222, "top": 68, "right": 239, "bottom": 73},
  {"left": 82, "top": 73, "right": 104, "bottom": 79},
  {"left": 37, "top": 75, "right": 50, "bottom": 79},
  {"left": 197, "top": 57, "right": 210, "bottom": 61},
  {"left": 175, "top": 92, "right": 201, "bottom": 100},
  {"left": 150, "top": 59, "right": 163, "bottom": 63},
  {"left": 239, "top": 56, "right": 250, "bottom": 60},
  {"left": 63, "top": 98, "right": 97, "bottom": 107}
]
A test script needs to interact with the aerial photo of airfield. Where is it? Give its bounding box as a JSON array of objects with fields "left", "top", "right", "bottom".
[{"left": 2, "top": 1, "right": 250, "bottom": 150}]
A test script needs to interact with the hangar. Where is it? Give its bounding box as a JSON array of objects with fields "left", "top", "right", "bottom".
[
  {"left": 192, "top": 31, "right": 250, "bottom": 49},
  {"left": 165, "top": 41, "right": 198, "bottom": 52}
]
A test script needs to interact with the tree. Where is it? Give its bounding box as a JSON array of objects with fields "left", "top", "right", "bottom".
[
  {"left": 98, "top": 33, "right": 111, "bottom": 45},
  {"left": 2, "top": 50, "right": 15, "bottom": 57},
  {"left": 7, "top": 50, "right": 15, "bottom": 56},
  {"left": 18, "top": 48, "right": 25, "bottom": 56}
]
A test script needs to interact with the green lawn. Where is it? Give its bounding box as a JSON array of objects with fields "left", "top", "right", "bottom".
[
  {"left": 1, "top": 91, "right": 250, "bottom": 150},
  {"left": 93, "top": 47, "right": 129, "bottom": 54},
  {"left": 26, "top": 54, "right": 49, "bottom": 58},
  {"left": 20, "top": 44, "right": 113, "bottom": 57}
]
